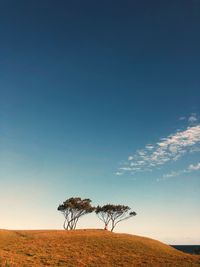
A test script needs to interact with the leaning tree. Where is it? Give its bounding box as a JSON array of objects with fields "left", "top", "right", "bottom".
[
  {"left": 96, "top": 204, "right": 136, "bottom": 232},
  {"left": 109, "top": 205, "right": 136, "bottom": 232},
  {"left": 95, "top": 204, "right": 113, "bottom": 230},
  {"left": 57, "top": 197, "right": 95, "bottom": 230}
]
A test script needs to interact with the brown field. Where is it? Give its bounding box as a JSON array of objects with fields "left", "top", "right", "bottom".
[{"left": 0, "top": 229, "right": 199, "bottom": 267}]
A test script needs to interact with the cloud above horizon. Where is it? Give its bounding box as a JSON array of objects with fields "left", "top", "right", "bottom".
[
  {"left": 188, "top": 113, "right": 198, "bottom": 124},
  {"left": 116, "top": 119, "right": 200, "bottom": 176},
  {"left": 161, "top": 162, "right": 200, "bottom": 180},
  {"left": 179, "top": 113, "right": 198, "bottom": 125}
]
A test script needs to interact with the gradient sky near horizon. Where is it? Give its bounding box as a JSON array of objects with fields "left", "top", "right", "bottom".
[{"left": 0, "top": 1, "right": 200, "bottom": 245}]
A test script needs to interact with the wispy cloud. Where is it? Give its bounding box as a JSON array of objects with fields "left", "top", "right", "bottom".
[
  {"left": 115, "top": 171, "right": 123, "bottom": 176},
  {"left": 188, "top": 113, "right": 198, "bottom": 124},
  {"left": 161, "top": 162, "right": 200, "bottom": 180},
  {"left": 188, "top": 162, "right": 200, "bottom": 171},
  {"left": 179, "top": 113, "right": 198, "bottom": 124},
  {"left": 117, "top": 123, "right": 200, "bottom": 175},
  {"left": 179, "top": 116, "right": 186, "bottom": 121}
]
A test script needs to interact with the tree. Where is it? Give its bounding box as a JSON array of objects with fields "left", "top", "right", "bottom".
[
  {"left": 95, "top": 204, "right": 136, "bottom": 232},
  {"left": 57, "top": 197, "right": 95, "bottom": 230},
  {"left": 95, "top": 204, "right": 113, "bottom": 230},
  {"left": 109, "top": 205, "right": 136, "bottom": 232}
]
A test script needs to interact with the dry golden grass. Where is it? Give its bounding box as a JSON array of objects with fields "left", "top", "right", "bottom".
[{"left": 0, "top": 229, "right": 199, "bottom": 267}]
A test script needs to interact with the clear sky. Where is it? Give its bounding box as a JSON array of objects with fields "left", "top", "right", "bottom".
[{"left": 0, "top": 1, "right": 200, "bottom": 245}]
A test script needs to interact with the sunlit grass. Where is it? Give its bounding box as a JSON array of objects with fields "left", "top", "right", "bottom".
[{"left": 0, "top": 229, "right": 199, "bottom": 266}]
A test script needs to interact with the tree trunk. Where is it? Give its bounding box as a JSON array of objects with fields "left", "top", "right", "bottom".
[
  {"left": 104, "top": 223, "right": 109, "bottom": 230},
  {"left": 63, "top": 219, "right": 69, "bottom": 230},
  {"left": 74, "top": 218, "right": 78, "bottom": 229},
  {"left": 111, "top": 221, "right": 115, "bottom": 232}
]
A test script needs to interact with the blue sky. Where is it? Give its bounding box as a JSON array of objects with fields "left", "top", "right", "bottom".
[{"left": 0, "top": 1, "right": 200, "bottom": 244}]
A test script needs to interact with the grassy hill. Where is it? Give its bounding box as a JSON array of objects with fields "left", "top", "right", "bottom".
[{"left": 0, "top": 229, "right": 199, "bottom": 267}]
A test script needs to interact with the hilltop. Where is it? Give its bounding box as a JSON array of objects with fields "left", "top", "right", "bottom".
[{"left": 0, "top": 229, "right": 199, "bottom": 266}]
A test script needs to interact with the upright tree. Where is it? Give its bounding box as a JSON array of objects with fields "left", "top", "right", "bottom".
[{"left": 57, "top": 197, "right": 95, "bottom": 230}]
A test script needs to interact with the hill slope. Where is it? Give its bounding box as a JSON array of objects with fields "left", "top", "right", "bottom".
[{"left": 0, "top": 229, "right": 199, "bottom": 267}]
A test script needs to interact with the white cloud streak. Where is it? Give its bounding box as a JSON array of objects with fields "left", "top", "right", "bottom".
[
  {"left": 179, "top": 116, "right": 186, "bottom": 121},
  {"left": 115, "top": 172, "right": 123, "bottom": 176},
  {"left": 161, "top": 162, "right": 200, "bottom": 180},
  {"left": 179, "top": 113, "right": 198, "bottom": 124},
  {"left": 117, "top": 124, "right": 200, "bottom": 175},
  {"left": 188, "top": 162, "right": 200, "bottom": 171},
  {"left": 188, "top": 113, "right": 198, "bottom": 124}
]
